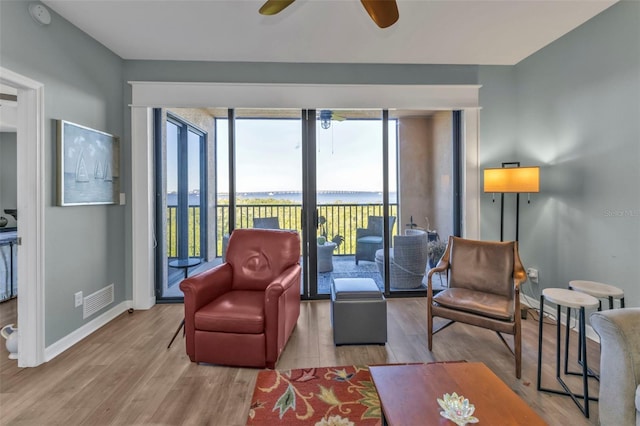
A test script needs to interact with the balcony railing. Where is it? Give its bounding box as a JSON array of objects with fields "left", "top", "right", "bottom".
[{"left": 167, "top": 203, "right": 398, "bottom": 258}]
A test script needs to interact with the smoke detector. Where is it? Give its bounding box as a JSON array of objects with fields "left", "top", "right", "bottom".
[{"left": 29, "top": 3, "right": 51, "bottom": 26}]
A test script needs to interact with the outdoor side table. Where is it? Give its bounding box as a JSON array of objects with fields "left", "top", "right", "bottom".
[
  {"left": 167, "top": 257, "right": 201, "bottom": 349},
  {"left": 317, "top": 242, "right": 337, "bottom": 273},
  {"left": 537, "top": 288, "right": 599, "bottom": 418},
  {"left": 168, "top": 257, "right": 202, "bottom": 279}
]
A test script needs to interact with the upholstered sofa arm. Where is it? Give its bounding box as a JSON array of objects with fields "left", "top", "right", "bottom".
[
  {"left": 180, "top": 263, "right": 233, "bottom": 312},
  {"left": 356, "top": 228, "right": 370, "bottom": 239},
  {"left": 180, "top": 263, "right": 233, "bottom": 361},
  {"left": 265, "top": 265, "right": 300, "bottom": 298},
  {"left": 591, "top": 308, "right": 640, "bottom": 426},
  {"left": 264, "top": 264, "right": 301, "bottom": 366}
]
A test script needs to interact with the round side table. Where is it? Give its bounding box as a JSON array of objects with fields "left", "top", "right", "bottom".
[
  {"left": 568, "top": 280, "right": 625, "bottom": 378},
  {"left": 168, "top": 257, "right": 202, "bottom": 279},
  {"left": 537, "top": 288, "right": 599, "bottom": 418},
  {"left": 569, "top": 280, "right": 625, "bottom": 310},
  {"left": 317, "top": 242, "right": 336, "bottom": 273},
  {"left": 167, "top": 257, "right": 201, "bottom": 349}
]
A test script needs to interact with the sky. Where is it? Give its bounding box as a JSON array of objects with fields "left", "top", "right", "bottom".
[
  {"left": 166, "top": 120, "right": 202, "bottom": 194},
  {"left": 215, "top": 116, "right": 398, "bottom": 193}
]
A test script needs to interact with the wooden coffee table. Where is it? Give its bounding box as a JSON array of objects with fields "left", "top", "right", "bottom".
[{"left": 370, "top": 362, "right": 547, "bottom": 425}]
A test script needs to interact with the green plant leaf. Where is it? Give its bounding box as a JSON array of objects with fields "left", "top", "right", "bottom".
[{"left": 331, "top": 235, "right": 345, "bottom": 247}]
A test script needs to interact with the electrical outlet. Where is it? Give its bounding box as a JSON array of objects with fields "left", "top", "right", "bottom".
[
  {"left": 74, "top": 291, "right": 83, "bottom": 308},
  {"left": 527, "top": 268, "right": 539, "bottom": 283}
]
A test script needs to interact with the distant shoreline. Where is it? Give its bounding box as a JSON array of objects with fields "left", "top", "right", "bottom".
[{"left": 167, "top": 191, "right": 397, "bottom": 205}]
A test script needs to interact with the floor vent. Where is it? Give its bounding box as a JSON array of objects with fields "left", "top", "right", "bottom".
[{"left": 83, "top": 284, "right": 114, "bottom": 319}]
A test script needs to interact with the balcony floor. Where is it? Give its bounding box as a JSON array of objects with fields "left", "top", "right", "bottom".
[{"left": 163, "top": 255, "right": 448, "bottom": 299}]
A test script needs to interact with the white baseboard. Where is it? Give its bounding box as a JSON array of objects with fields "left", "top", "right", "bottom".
[
  {"left": 135, "top": 295, "right": 156, "bottom": 311},
  {"left": 44, "top": 300, "right": 133, "bottom": 362},
  {"left": 520, "top": 294, "right": 600, "bottom": 343}
]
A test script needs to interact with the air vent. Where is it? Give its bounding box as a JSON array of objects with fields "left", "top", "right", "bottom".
[{"left": 83, "top": 284, "right": 114, "bottom": 319}]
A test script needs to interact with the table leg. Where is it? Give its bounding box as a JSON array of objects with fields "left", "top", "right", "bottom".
[
  {"left": 167, "top": 318, "right": 185, "bottom": 349},
  {"left": 537, "top": 295, "right": 597, "bottom": 418},
  {"left": 537, "top": 295, "right": 544, "bottom": 390}
]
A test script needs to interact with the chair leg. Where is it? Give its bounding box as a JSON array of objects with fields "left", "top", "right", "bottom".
[
  {"left": 515, "top": 322, "right": 522, "bottom": 379},
  {"left": 427, "top": 310, "right": 433, "bottom": 350}
]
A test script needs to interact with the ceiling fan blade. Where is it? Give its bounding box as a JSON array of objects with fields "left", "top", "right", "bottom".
[
  {"left": 259, "top": 0, "right": 296, "bottom": 16},
  {"left": 360, "top": 0, "right": 399, "bottom": 28}
]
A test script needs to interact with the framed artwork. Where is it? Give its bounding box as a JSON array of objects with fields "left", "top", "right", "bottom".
[{"left": 56, "top": 120, "right": 120, "bottom": 206}]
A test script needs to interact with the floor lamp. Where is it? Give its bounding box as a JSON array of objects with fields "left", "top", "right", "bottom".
[{"left": 484, "top": 162, "right": 540, "bottom": 242}]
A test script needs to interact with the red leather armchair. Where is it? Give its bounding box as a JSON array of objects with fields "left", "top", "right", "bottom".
[{"left": 180, "top": 228, "right": 301, "bottom": 368}]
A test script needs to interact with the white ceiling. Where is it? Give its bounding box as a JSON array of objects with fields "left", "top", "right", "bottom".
[{"left": 41, "top": 0, "right": 617, "bottom": 65}]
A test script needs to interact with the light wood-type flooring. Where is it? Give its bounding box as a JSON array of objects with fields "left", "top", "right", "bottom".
[{"left": 0, "top": 297, "right": 601, "bottom": 425}]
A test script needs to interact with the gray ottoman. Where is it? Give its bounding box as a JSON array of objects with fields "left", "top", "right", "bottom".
[{"left": 331, "top": 278, "right": 387, "bottom": 345}]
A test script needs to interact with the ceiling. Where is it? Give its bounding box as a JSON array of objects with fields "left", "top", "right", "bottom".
[{"left": 41, "top": 0, "right": 617, "bottom": 65}]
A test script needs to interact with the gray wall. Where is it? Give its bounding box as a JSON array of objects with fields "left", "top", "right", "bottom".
[
  {"left": 1, "top": 0, "right": 637, "bottom": 352},
  {"left": 479, "top": 1, "right": 640, "bottom": 306},
  {"left": 0, "top": 1, "right": 126, "bottom": 345},
  {"left": 124, "top": 61, "right": 479, "bottom": 85},
  {"left": 0, "top": 132, "right": 18, "bottom": 228}
]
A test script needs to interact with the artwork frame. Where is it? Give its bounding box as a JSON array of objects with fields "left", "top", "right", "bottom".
[{"left": 56, "top": 120, "right": 120, "bottom": 206}]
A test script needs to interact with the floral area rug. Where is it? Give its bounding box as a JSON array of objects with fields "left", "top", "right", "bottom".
[{"left": 246, "top": 365, "right": 381, "bottom": 426}]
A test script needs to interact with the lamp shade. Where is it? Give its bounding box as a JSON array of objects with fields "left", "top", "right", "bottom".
[{"left": 484, "top": 166, "right": 539, "bottom": 193}]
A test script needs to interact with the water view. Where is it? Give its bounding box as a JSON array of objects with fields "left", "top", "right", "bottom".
[{"left": 167, "top": 191, "right": 398, "bottom": 206}]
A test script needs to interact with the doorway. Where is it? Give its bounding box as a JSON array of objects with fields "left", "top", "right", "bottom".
[{"left": 0, "top": 67, "right": 46, "bottom": 367}]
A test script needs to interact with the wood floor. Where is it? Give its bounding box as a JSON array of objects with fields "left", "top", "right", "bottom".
[{"left": 0, "top": 297, "right": 601, "bottom": 425}]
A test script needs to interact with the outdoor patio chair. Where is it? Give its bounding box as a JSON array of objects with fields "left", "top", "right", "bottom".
[
  {"left": 375, "top": 229, "right": 428, "bottom": 289},
  {"left": 222, "top": 217, "right": 281, "bottom": 261},
  {"left": 427, "top": 236, "right": 526, "bottom": 378},
  {"left": 355, "top": 215, "right": 396, "bottom": 265},
  {"left": 253, "top": 217, "right": 280, "bottom": 229}
]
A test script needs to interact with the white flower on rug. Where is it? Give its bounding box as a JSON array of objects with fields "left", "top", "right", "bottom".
[{"left": 315, "top": 415, "right": 354, "bottom": 426}]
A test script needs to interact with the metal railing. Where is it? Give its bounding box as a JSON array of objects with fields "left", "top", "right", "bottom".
[{"left": 167, "top": 203, "right": 398, "bottom": 258}]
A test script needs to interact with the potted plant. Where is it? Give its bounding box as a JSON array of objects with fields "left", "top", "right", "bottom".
[
  {"left": 318, "top": 216, "right": 344, "bottom": 249},
  {"left": 428, "top": 240, "right": 447, "bottom": 269}
]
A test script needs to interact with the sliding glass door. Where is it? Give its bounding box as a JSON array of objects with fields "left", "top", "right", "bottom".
[
  {"left": 155, "top": 111, "right": 208, "bottom": 300},
  {"left": 313, "top": 109, "right": 396, "bottom": 295},
  {"left": 153, "top": 107, "right": 458, "bottom": 302}
]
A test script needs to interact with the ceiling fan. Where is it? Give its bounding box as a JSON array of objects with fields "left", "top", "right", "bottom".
[
  {"left": 318, "top": 110, "right": 346, "bottom": 129},
  {"left": 259, "top": 0, "right": 399, "bottom": 29}
]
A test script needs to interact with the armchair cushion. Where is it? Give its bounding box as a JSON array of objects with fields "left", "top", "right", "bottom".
[
  {"left": 359, "top": 236, "right": 383, "bottom": 244},
  {"left": 433, "top": 288, "right": 513, "bottom": 321},
  {"left": 226, "top": 228, "right": 300, "bottom": 291},
  {"left": 449, "top": 237, "right": 514, "bottom": 297},
  {"left": 195, "top": 290, "right": 265, "bottom": 334}
]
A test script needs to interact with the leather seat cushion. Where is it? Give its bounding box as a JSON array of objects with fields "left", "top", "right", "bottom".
[
  {"left": 358, "top": 236, "right": 383, "bottom": 244},
  {"left": 433, "top": 287, "right": 514, "bottom": 321},
  {"left": 195, "top": 290, "right": 264, "bottom": 334}
]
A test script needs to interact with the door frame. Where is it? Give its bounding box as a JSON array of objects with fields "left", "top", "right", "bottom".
[
  {"left": 0, "top": 67, "right": 46, "bottom": 367},
  {"left": 129, "top": 82, "right": 482, "bottom": 311}
]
